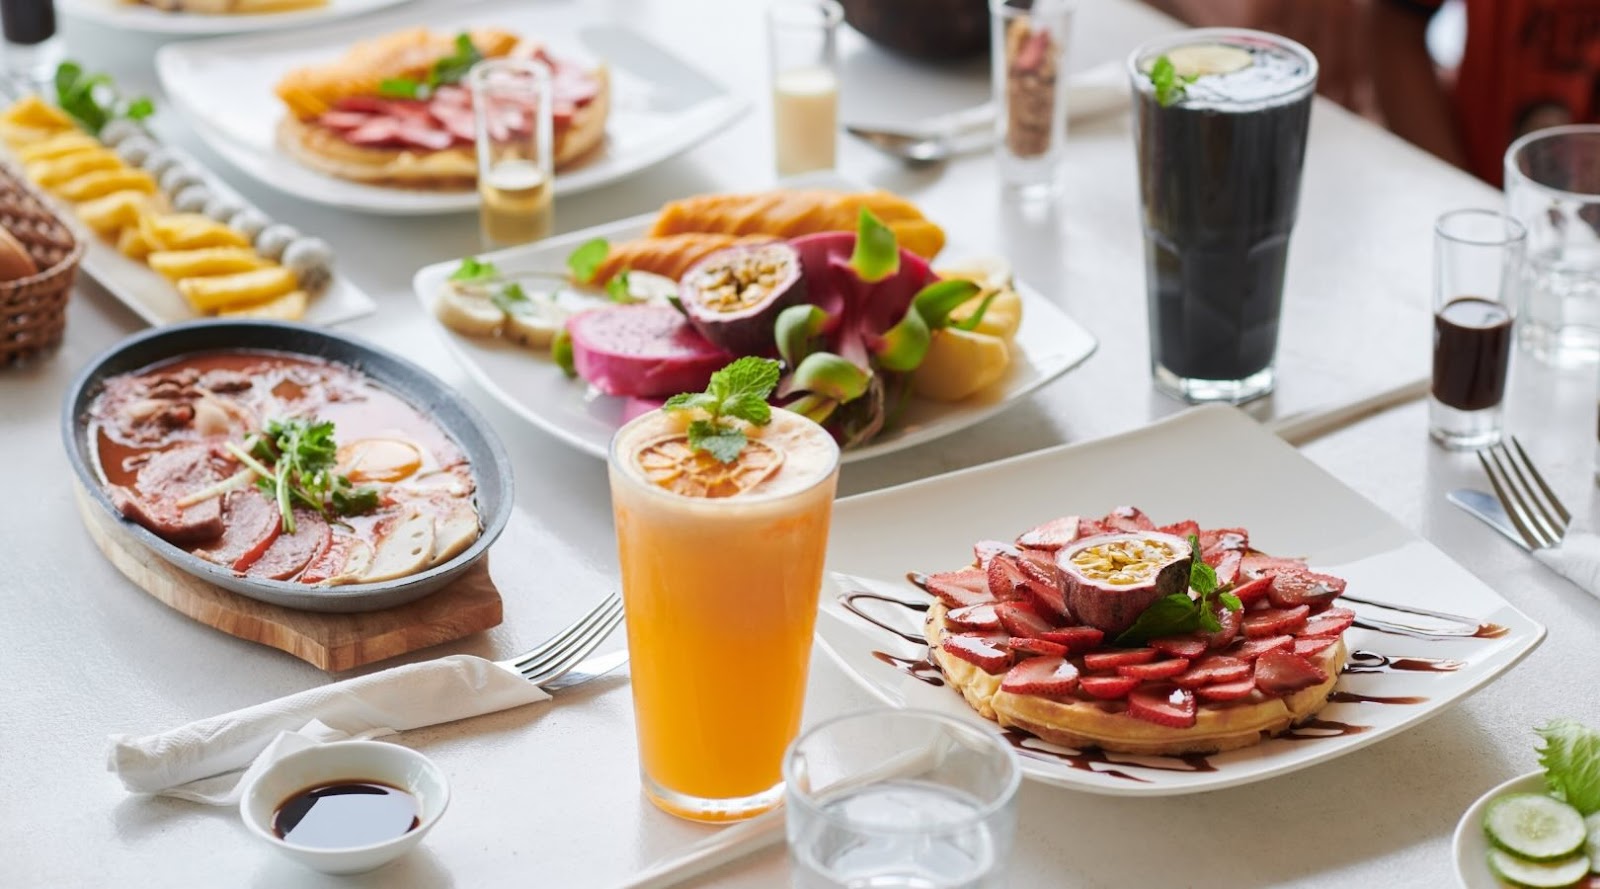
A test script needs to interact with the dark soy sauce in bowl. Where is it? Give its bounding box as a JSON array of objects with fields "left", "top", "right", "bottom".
[{"left": 273, "top": 781, "right": 420, "bottom": 849}]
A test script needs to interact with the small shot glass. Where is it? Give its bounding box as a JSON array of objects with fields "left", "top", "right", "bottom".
[
  {"left": 767, "top": 0, "right": 843, "bottom": 178},
  {"left": 469, "top": 58, "right": 554, "bottom": 249},
  {"left": 784, "top": 709, "right": 1020, "bottom": 889},
  {"left": 990, "top": 0, "right": 1072, "bottom": 197},
  {"left": 1429, "top": 209, "right": 1527, "bottom": 450}
]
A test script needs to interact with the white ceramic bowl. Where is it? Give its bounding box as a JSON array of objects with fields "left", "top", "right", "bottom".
[
  {"left": 1452, "top": 770, "right": 1544, "bottom": 889},
  {"left": 239, "top": 741, "right": 450, "bottom": 875}
]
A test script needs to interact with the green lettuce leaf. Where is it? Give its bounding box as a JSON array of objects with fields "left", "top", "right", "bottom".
[{"left": 1537, "top": 719, "right": 1600, "bottom": 815}]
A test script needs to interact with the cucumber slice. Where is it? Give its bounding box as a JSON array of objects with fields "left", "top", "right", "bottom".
[
  {"left": 1487, "top": 849, "right": 1590, "bottom": 888},
  {"left": 1484, "top": 793, "right": 1588, "bottom": 861},
  {"left": 1586, "top": 812, "right": 1600, "bottom": 872}
]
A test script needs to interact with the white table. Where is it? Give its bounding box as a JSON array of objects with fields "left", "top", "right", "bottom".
[{"left": 5, "top": 1, "right": 1597, "bottom": 886}]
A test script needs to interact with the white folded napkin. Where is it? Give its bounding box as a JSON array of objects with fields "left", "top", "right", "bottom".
[
  {"left": 108, "top": 654, "right": 548, "bottom": 804},
  {"left": 1535, "top": 525, "right": 1600, "bottom": 597},
  {"left": 1066, "top": 60, "right": 1131, "bottom": 123}
]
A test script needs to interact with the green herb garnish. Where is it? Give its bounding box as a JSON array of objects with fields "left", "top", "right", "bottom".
[
  {"left": 53, "top": 61, "right": 155, "bottom": 136},
  {"left": 378, "top": 77, "right": 423, "bottom": 99},
  {"left": 374, "top": 33, "right": 483, "bottom": 102},
  {"left": 490, "top": 281, "right": 533, "bottom": 316},
  {"left": 566, "top": 238, "right": 609, "bottom": 285},
  {"left": 663, "top": 357, "right": 781, "bottom": 463},
  {"left": 225, "top": 418, "right": 379, "bottom": 534},
  {"left": 1115, "top": 534, "right": 1241, "bottom": 646},
  {"left": 604, "top": 269, "right": 643, "bottom": 304},
  {"left": 1149, "top": 55, "right": 1198, "bottom": 107},
  {"left": 551, "top": 327, "right": 577, "bottom": 378},
  {"left": 449, "top": 256, "right": 500, "bottom": 284},
  {"left": 1537, "top": 719, "right": 1600, "bottom": 816}
]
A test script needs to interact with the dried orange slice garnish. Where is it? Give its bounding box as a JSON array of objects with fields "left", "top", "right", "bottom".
[{"left": 634, "top": 434, "right": 784, "bottom": 498}]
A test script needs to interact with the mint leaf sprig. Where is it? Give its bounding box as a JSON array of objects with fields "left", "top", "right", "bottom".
[
  {"left": 663, "top": 357, "right": 782, "bottom": 463},
  {"left": 54, "top": 61, "right": 154, "bottom": 136},
  {"left": 1149, "top": 55, "right": 1198, "bottom": 107},
  {"left": 1115, "top": 534, "right": 1243, "bottom": 646},
  {"left": 378, "top": 33, "right": 484, "bottom": 100}
]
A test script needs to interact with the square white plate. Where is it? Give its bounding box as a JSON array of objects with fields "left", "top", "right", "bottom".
[
  {"left": 60, "top": 0, "right": 414, "bottom": 36},
  {"left": 817, "top": 404, "right": 1545, "bottom": 795},
  {"left": 410, "top": 213, "right": 1098, "bottom": 463},
  {"left": 154, "top": 5, "right": 747, "bottom": 214}
]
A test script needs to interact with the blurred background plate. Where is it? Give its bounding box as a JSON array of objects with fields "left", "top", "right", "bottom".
[{"left": 59, "top": 0, "right": 416, "bottom": 36}]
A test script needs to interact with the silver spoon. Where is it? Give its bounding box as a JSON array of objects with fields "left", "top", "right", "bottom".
[{"left": 845, "top": 103, "right": 995, "bottom": 165}]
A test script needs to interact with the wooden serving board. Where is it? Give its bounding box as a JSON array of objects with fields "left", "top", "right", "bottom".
[{"left": 74, "top": 483, "right": 503, "bottom": 672}]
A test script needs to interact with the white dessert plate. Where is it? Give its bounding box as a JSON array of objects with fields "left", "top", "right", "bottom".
[
  {"left": 154, "top": 4, "right": 746, "bottom": 214},
  {"left": 2, "top": 140, "right": 375, "bottom": 327},
  {"left": 1453, "top": 771, "right": 1544, "bottom": 889},
  {"left": 59, "top": 0, "right": 414, "bottom": 36},
  {"left": 816, "top": 404, "right": 1545, "bottom": 796},
  {"left": 410, "top": 217, "right": 1097, "bottom": 464}
]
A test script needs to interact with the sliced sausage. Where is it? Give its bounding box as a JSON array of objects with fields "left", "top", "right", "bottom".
[
  {"left": 245, "top": 508, "right": 330, "bottom": 581},
  {"left": 193, "top": 490, "right": 280, "bottom": 572}
]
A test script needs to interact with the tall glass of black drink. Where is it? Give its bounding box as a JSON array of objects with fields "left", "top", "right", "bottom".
[
  {"left": 0, "top": 0, "right": 60, "bottom": 86},
  {"left": 1428, "top": 209, "right": 1525, "bottom": 450},
  {"left": 1128, "top": 29, "right": 1317, "bottom": 404}
]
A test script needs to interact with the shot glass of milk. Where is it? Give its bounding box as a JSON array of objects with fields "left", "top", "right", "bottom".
[{"left": 767, "top": 0, "right": 843, "bottom": 177}]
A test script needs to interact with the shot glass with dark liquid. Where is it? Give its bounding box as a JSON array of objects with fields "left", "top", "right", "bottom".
[{"left": 1429, "top": 209, "right": 1526, "bottom": 449}]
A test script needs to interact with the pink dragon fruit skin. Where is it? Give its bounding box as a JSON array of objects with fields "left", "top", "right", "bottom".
[
  {"left": 790, "top": 232, "right": 938, "bottom": 368},
  {"left": 567, "top": 305, "right": 735, "bottom": 398}
]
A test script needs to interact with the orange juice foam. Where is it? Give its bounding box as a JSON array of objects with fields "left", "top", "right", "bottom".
[{"left": 609, "top": 407, "right": 840, "bottom": 821}]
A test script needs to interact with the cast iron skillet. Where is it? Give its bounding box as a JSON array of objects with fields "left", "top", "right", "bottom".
[{"left": 61, "top": 320, "right": 514, "bottom": 614}]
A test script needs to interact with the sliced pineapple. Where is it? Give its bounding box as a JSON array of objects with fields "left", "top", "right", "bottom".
[
  {"left": 139, "top": 213, "right": 250, "bottom": 251},
  {"left": 55, "top": 168, "right": 157, "bottom": 202},
  {"left": 116, "top": 225, "right": 156, "bottom": 260},
  {"left": 910, "top": 327, "right": 1012, "bottom": 402},
  {"left": 76, "top": 190, "right": 154, "bottom": 238},
  {"left": 178, "top": 265, "right": 298, "bottom": 312},
  {"left": 0, "top": 96, "right": 76, "bottom": 146},
  {"left": 15, "top": 132, "right": 103, "bottom": 164},
  {"left": 217, "top": 289, "right": 308, "bottom": 321},
  {"left": 948, "top": 287, "right": 1024, "bottom": 342},
  {"left": 26, "top": 149, "right": 122, "bottom": 188},
  {"left": 148, "top": 247, "right": 270, "bottom": 280}
]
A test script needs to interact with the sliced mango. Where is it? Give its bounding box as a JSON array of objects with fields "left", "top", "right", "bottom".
[
  {"left": 26, "top": 149, "right": 122, "bottom": 187},
  {"left": 148, "top": 247, "right": 270, "bottom": 280},
  {"left": 55, "top": 168, "right": 156, "bottom": 201},
  {"left": 910, "top": 327, "right": 1011, "bottom": 402},
  {"left": 948, "top": 287, "right": 1023, "bottom": 341},
  {"left": 116, "top": 225, "right": 155, "bottom": 260},
  {"left": 140, "top": 213, "right": 249, "bottom": 251},
  {"left": 15, "top": 132, "right": 103, "bottom": 163},
  {"left": 76, "top": 190, "right": 154, "bottom": 238},
  {"left": 217, "top": 288, "right": 309, "bottom": 321},
  {"left": 178, "top": 265, "right": 298, "bottom": 312}
]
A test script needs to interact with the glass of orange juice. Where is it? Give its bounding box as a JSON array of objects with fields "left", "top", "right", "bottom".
[{"left": 609, "top": 401, "right": 840, "bottom": 822}]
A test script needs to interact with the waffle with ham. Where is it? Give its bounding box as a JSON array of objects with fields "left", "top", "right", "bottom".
[
  {"left": 274, "top": 27, "right": 608, "bottom": 190},
  {"left": 919, "top": 507, "right": 1354, "bottom": 756}
]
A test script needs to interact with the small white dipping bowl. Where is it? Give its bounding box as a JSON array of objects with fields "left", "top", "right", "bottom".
[{"left": 239, "top": 740, "right": 450, "bottom": 875}]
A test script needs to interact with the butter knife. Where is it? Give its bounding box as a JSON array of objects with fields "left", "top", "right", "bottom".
[{"left": 1447, "top": 488, "right": 1530, "bottom": 551}]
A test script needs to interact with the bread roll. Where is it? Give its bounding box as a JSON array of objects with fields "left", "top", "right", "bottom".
[{"left": 0, "top": 226, "right": 38, "bottom": 281}]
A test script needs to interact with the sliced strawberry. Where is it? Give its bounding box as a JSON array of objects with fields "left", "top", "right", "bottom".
[
  {"left": 1038, "top": 626, "right": 1105, "bottom": 652},
  {"left": 1302, "top": 606, "right": 1356, "bottom": 637},
  {"left": 986, "top": 554, "right": 1028, "bottom": 602},
  {"left": 1198, "top": 527, "right": 1249, "bottom": 556},
  {"left": 1243, "top": 605, "right": 1310, "bottom": 638},
  {"left": 1230, "top": 575, "right": 1275, "bottom": 606},
  {"left": 946, "top": 603, "right": 1000, "bottom": 630},
  {"left": 925, "top": 568, "right": 993, "bottom": 609},
  {"left": 1172, "top": 654, "right": 1251, "bottom": 689},
  {"left": 974, "top": 539, "right": 1021, "bottom": 568},
  {"left": 1015, "top": 552, "right": 1070, "bottom": 621},
  {"left": 942, "top": 633, "right": 1011, "bottom": 674},
  {"left": 1294, "top": 636, "right": 1340, "bottom": 657},
  {"left": 1000, "top": 656, "right": 1080, "bottom": 695},
  {"left": 1209, "top": 550, "right": 1242, "bottom": 586},
  {"left": 1196, "top": 677, "right": 1258, "bottom": 702},
  {"left": 1228, "top": 635, "right": 1295, "bottom": 661},
  {"left": 995, "top": 601, "right": 1054, "bottom": 638},
  {"left": 1075, "top": 519, "right": 1111, "bottom": 538},
  {"left": 1269, "top": 568, "right": 1348, "bottom": 609},
  {"left": 1128, "top": 683, "right": 1197, "bottom": 728},
  {"left": 1016, "top": 516, "right": 1080, "bottom": 550},
  {"left": 1101, "top": 506, "right": 1155, "bottom": 532},
  {"left": 1118, "top": 657, "right": 1192, "bottom": 680},
  {"left": 1009, "top": 637, "right": 1070, "bottom": 659},
  {"left": 1255, "top": 649, "right": 1329, "bottom": 695},
  {"left": 1158, "top": 519, "right": 1201, "bottom": 540},
  {"left": 1150, "top": 635, "right": 1208, "bottom": 659},
  {"left": 1199, "top": 605, "right": 1243, "bottom": 649},
  {"left": 1079, "top": 674, "right": 1140, "bottom": 699},
  {"left": 1240, "top": 552, "right": 1305, "bottom": 580},
  {"left": 1083, "top": 648, "right": 1158, "bottom": 671}
]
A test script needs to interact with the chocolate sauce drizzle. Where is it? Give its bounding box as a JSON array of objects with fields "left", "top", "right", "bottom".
[
  {"left": 840, "top": 591, "right": 928, "bottom": 645},
  {"left": 871, "top": 651, "right": 944, "bottom": 686},
  {"left": 1328, "top": 691, "right": 1428, "bottom": 706},
  {"left": 1342, "top": 594, "right": 1508, "bottom": 641},
  {"left": 1278, "top": 718, "right": 1371, "bottom": 741},
  {"left": 1003, "top": 731, "right": 1217, "bottom": 782},
  {"left": 1343, "top": 650, "right": 1465, "bottom": 675}
]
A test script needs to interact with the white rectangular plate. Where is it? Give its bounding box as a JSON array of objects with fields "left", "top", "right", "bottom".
[
  {"left": 154, "top": 4, "right": 746, "bottom": 214},
  {"left": 410, "top": 214, "right": 1097, "bottom": 463},
  {"left": 817, "top": 404, "right": 1545, "bottom": 795},
  {"left": 60, "top": 0, "right": 413, "bottom": 35}
]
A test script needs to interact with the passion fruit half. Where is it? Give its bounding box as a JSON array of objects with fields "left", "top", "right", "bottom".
[
  {"left": 1055, "top": 531, "right": 1193, "bottom": 635},
  {"left": 679, "top": 242, "right": 808, "bottom": 356}
]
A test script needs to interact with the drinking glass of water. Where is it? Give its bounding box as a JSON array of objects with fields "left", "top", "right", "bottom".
[
  {"left": 783, "top": 709, "right": 1019, "bottom": 889},
  {"left": 469, "top": 58, "right": 554, "bottom": 249},
  {"left": 1429, "top": 209, "right": 1526, "bottom": 450},
  {"left": 1505, "top": 125, "right": 1600, "bottom": 367}
]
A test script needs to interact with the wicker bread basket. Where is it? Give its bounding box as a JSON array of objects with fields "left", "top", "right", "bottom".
[{"left": 0, "top": 162, "right": 83, "bottom": 366}]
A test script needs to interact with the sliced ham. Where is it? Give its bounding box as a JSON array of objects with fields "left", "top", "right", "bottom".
[
  {"left": 193, "top": 490, "right": 280, "bottom": 572},
  {"left": 245, "top": 508, "right": 330, "bottom": 581},
  {"left": 110, "top": 445, "right": 224, "bottom": 545}
]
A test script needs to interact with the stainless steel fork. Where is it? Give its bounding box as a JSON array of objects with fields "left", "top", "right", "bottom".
[
  {"left": 1477, "top": 437, "right": 1572, "bottom": 550},
  {"left": 496, "top": 593, "right": 625, "bottom": 687}
]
